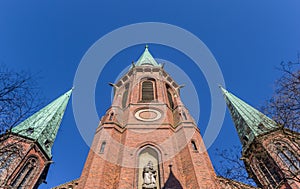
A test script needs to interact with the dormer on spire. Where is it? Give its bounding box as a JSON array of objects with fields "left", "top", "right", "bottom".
[
  {"left": 11, "top": 89, "right": 73, "bottom": 158},
  {"left": 135, "top": 45, "right": 160, "bottom": 67},
  {"left": 220, "top": 86, "right": 280, "bottom": 150}
]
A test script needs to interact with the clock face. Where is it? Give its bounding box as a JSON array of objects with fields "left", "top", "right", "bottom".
[{"left": 134, "top": 108, "right": 162, "bottom": 122}]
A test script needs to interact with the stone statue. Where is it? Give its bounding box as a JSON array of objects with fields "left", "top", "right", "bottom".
[{"left": 142, "top": 161, "right": 157, "bottom": 189}]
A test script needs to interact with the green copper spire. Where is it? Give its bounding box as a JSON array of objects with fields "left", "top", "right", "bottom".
[
  {"left": 11, "top": 89, "right": 73, "bottom": 158},
  {"left": 135, "top": 45, "right": 160, "bottom": 67},
  {"left": 220, "top": 86, "right": 279, "bottom": 149}
]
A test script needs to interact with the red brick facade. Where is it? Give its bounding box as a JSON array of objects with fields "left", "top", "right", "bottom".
[
  {"left": 243, "top": 129, "right": 300, "bottom": 189},
  {"left": 52, "top": 49, "right": 300, "bottom": 189},
  {"left": 0, "top": 133, "right": 50, "bottom": 188},
  {"left": 77, "top": 65, "right": 221, "bottom": 189}
]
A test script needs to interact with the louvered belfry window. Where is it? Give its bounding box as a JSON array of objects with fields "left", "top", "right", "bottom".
[{"left": 142, "top": 80, "right": 154, "bottom": 101}]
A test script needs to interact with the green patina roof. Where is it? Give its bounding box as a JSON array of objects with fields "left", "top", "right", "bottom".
[
  {"left": 11, "top": 89, "right": 72, "bottom": 159},
  {"left": 220, "top": 87, "right": 279, "bottom": 149},
  {"left": 135, "top": 45, "right": 160, "bottom": 67}
]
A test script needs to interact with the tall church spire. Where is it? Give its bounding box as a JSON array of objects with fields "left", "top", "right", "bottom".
[
  {"left": 11, "top": 89, "right": 73, "bottom": 158},
  {"left": 220, "top": 86, "right": 280, "bottom": 148},
  {"left": 135, "top": 45, "right": 160, "bottom": 67}
]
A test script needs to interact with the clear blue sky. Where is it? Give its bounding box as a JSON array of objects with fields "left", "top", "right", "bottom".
[{"left": 0, "top": 1, "right": 299, "bottom": 188}]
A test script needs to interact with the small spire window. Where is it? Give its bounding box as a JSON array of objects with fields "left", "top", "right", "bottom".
[
  {"left": 44, "top": 140, "right": 50, "bottom": 148},
  {"left": 26, "top": 127, "right": 34, "bottom": 135}
]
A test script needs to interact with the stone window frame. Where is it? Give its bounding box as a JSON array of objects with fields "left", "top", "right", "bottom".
[{"left": 139, "top": 78, "right": 157, "bottom": 102}]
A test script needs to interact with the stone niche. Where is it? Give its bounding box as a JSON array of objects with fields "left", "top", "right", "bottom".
[{"left": 138, "top": 147, "right": 160, "bottom": 189}]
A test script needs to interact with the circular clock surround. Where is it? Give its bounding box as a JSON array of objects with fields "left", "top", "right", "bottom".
[{"left": 134, "top": 109, "right": 162, "bottom": 122}]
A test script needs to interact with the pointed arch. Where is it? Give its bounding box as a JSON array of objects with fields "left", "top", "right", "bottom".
[
  {"left": 0, "top": 150, "right": 18, "bottom": 183},
  {"left": 166, "top": 84, "right": 174, "bottom": 109},
  {"left": 254, "top": 154, "right": 283, "bottom": 188},
  {"left": 11, "top": 156, "right": 39, "bottom": 188},
  {"left": 137, "top": 145, "right": 161, "bottom": 189}
]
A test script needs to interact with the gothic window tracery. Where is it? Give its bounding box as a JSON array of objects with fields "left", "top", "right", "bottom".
[
  {"left": 275, "top": 142, "right": 299, "bottom": 172},
  {"left": 0, "top": 152, "right": 17, "bottom": 180},
  {"left": 256, "top": 155, "right": 282, "bottom": 188},
  {"left": 11, "top": 156, "right": 38, "bottom": 189}
]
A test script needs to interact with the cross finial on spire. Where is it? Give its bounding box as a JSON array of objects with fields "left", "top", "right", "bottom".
[{"left": 135, "top": 45, "right": 160, "bottom": 67}]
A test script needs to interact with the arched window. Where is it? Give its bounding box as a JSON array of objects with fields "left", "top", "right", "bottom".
[
  {"left": 166, "top": 85, "right": 174, "bottom": 109},
  {"left": 11, "top": 157, "right": 38, "bottom": 188},
  {"left": 100, "top": 141, "right": 106, "bottom": 153},
  {"left": 141, "top": 80, "right": 155, "bottom": 101},
  {"left": 191, "top": 141, "right": 198, "bottom": 151},
  {"left": 276, "top": 143, "right": 299, "bottom": 172},
  {"left": 122, "top": 84, "right": 129, "bottom": 109}
]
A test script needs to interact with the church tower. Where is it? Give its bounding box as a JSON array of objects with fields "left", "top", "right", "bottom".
[
  {"left": 78, "top": 46, "right": 221, "bottom": 189},
  {"left": 0, "top": 89, "right": 72, "bottom": 188},
  {"left": 221, "top": 87, "right": 300, "bottom": 189}
]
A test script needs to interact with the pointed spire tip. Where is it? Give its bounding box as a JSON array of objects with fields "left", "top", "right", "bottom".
[{"left": 135, "top": 44, "right": 159, "bottom": 67}]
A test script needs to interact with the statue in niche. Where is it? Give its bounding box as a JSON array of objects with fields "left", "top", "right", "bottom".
[{"left": 142, "top": 161, "right": 157, "bottom": 189}]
